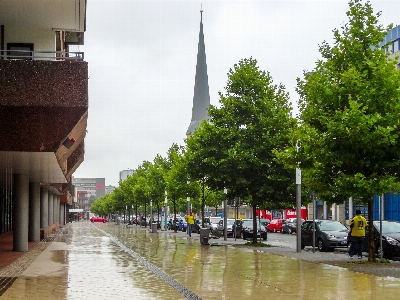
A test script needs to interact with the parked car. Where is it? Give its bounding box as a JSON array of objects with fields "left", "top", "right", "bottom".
[
  {"left": 301, "top": 220, "right": 349, "bottom": 251},
  {"left": 90, "top": 216, "right": 108, "bottom": 223},
  {"left": 192, "top": 219, "right": 202, "bottom": 233},
  {"left": 258, "top": 218, "right": 271, "bottom": 228},
  {"left": 207, "top": 217, "right": 222, "bottom": 232},
  {"left": 178, "top": 219, "right": 188, "bottom": 232},
  {"left": 267, "top": 219, "right": 286, "bottom": 232},
  {"left": 241, "top": 219, "right": 267, "bottom": 240},
  {"left": 361, "top": 220, "right": 400, "bottom": 260},
  {"left": 281, "top": 218, "right": 304, "bottom": 234},
  {"left": 214, "top": 218, "right": 241, "bottom": 238}
]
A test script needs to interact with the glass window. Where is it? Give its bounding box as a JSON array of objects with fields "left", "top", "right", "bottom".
[{"left": 394, "top": 39, "right": 399, "bottom": 53}]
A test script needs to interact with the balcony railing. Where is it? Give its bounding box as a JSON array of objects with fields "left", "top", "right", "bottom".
[{"left": 0, "top": 50, "right": 84, "bottom": 61}]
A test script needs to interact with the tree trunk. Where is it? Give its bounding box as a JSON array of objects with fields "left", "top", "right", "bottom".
[
  {"left": 144, "top": 204, "right": 147, "bottom": 228},
  {"left": 201, "top": 181, "right": 205, "bottom": 228},
  {"left": 252, "top": 206, "right": 258, "bottom": 244},
  {"left": 368, "top": 197, "right": 376, "bottom": 262},
  {"left": 174, "top": 199, "right": 177, "bottom": 232}
]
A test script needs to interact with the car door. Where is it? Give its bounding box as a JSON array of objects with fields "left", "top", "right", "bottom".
[
  {"left": 215, "top": 220, "right": 223, "bottom": 234},
  {"left": 301, "top": 221, "right": 313, "bottom": 246}
]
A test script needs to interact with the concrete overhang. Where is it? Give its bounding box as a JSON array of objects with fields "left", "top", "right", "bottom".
[
  {"left": 0, "top": 0, "right": 86, "bottom": 32},
  {"left": 0, "top": 151, "right": 67, "bottom": 189}
]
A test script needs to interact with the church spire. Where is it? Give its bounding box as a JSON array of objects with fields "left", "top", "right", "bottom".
[{"left": 186, "top": 7, "right": 210, "bottom": 136}]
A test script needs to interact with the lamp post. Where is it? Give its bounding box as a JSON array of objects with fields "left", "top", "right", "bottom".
[
  {"left": 150, "top": 200, "right": 153, "bottom": 226},
  {"left": 187, "top": 181, "right": 191, "bottom": 216},
  {"left": 223, "top": 188, "right": 228, "bottom": 241},
  {"left": 164, "top": 191, "right": 168, "bottom": 231},
  {"left": 296, "top": 167, "right": 302, "bottom": 252}
]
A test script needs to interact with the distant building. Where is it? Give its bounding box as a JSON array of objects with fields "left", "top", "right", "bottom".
[
  {"left": 380, "top": 24, "right": 400, "bottom": 67},
  {"left": 186, "top": 9, "right": 210, "bottom": 136},
  {"left": 105, "top": 185, "right": 115, "bottom": 194},
  {"left": 119, "top": 169, "right": 134, "bottom": 182},
  {"left": 72, "top": 177, "right": 105, "bottom": 213}
]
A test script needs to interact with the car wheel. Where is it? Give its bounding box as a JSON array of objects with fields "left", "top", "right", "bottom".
[
  {"left": 317, "top": 239, "right": 326, "bottom": 252},
  {"left": 376, "top": 245, "right": 387, "bottom": 259},
  {"left": 103, "top": 220, "right": 106, "bottom": 223},
  {"left": 281, "top": 229, "right": 284, "bottom": 234},
  {"left": 288, "top": 228, "right": 292, "bottom": 234},
  {"left": 273, "top": 228, "right": 277, "bottom": 233}
]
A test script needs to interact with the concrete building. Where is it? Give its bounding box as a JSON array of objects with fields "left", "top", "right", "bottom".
[
  {"left": 105, "top": 185, "right": 116, "bottom": 194},
  {"left": 72, "top": 177, "right": 105, "bottom": 215},
  {"left": 0, "top": 0, "right": 88, "bottom": 250},
  {"left": 119, "top": 169, "right": 134, "bottom": 182},
  {"left": 186, "top": 10, "right": 210, "bottom": 136}
]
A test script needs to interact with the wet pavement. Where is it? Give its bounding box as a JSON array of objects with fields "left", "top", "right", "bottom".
[{"left": 1, "top": 221, "right": 400, "bottom": 299}]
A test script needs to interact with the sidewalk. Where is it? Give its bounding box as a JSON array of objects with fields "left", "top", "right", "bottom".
[{"left": 1, "top": 222, "right": 400, "bottom": 299}]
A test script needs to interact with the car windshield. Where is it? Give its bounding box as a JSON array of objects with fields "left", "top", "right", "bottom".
[
  {"left": 375, "top": 221, "right": 400, "bottom": 234},
  {"left": 210, "top": 218, "right": 221, "bottom": 224},
  {"left": 242, "top": 220, "right": 254, "bottom": 227},
  {"left": 318, "top": 221, "right": 347, "bottom": 231},
  {"left": 226, "top": 219, "right": 235, "bottom": 225}
]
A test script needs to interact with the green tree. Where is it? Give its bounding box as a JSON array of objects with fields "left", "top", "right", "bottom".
[
  {"left": 186, "top": 57, "right": 296, "bottom": 243},
  {"left": 280, "top": 0, "right": 400, "bottom": 261},
  {"left": 164, "top": 144, "right": 190, "bottom": 231}
]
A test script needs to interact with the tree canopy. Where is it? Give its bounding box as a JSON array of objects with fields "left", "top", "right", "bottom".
[{"left": 278, "top": 0, "right": 400, "bottom": 260}]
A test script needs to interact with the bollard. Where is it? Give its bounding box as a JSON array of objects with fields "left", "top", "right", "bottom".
[
  {"left": 151, "top": 222, "right": 158, "bottom": 233},
  {"left": 200, "top": 228, "right": 210, "bottom": 245}
]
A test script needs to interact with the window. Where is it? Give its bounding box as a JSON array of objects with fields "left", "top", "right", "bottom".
[
  {"left": 7, "top": 43, "right": 33, "bottom": 59},
  {"left": 394, "top": 39, "right": 399, "bottom": 53}
]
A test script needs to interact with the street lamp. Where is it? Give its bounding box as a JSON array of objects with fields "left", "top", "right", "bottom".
[
  {"left": 223, "top": 188, "right": 227, "bottom": 241},
  {"left": 187, "top": 180, "right": 190, "bottom": 215},
  {"left": 150, "top": 200, "right": 153, "bottom": 225},
  {"left": 163, "top": 191, "right": 168, "bottom": 231},
  {"left": 296, "top": 140, "right": 302, "bottom": 253}
]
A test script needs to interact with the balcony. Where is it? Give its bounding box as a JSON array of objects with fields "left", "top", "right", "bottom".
[
  {"left": 0, "top": 51, "right": 88, "bottom": 188},
  {"left": 0, "top": 49, "right": 84, "bottom": 61}
]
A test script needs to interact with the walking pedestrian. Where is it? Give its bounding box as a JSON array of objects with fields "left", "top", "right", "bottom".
[
  {"left": 186, "top": 212, "right": 195, "bottom": 237},
  {"left": 348, "top": 209, "right": 368, "bottom": 259}
]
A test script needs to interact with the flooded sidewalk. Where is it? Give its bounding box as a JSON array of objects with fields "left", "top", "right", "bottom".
[{"left": 1, "top": 222, "right": 400, "bottom": 299}]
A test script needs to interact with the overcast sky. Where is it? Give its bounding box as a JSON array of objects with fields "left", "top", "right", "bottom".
[{"left": 73, "top": 0, "right": 399, "bottom": 186}]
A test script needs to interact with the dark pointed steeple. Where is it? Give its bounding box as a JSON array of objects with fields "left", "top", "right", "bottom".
[{"left": 186, "top": 8, "right": 210, "bottom": 136}]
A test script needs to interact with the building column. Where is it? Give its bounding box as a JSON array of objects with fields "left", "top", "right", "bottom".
[
  {"left": 53, "top": 195, "right": 59, "bottom": 225},
  {"left": 323, "top": 201, "right": 328, "bottom": 219},
  {"left": 59, "top": 203, "right": 65, "bottom": 226},
  {"left": 13, "top": 174, "right": 29, "bottom": 252},
  {"left": 48, "top": 191, "right": 54, "bottom": 226},
  {"left": 332, "top": 203, "right": 337, "bottom": 221},
  {"left": 348, "top": 197, "right": 353, "bottom": 220},
  {"left": 28, "top": 182, "right": 40, "bottom": 242},
  {"left": 40, "top": 187, "right": 49, "bottom": 229},
  {"left": 336, "top": 202, "right": 346, "bottom": 225}
]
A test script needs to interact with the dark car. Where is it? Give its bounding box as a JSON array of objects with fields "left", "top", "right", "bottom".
[
  {"left": 281, "top": 219, "right": 297, "bottom": 234},
  {"left": 281, "top": 218, "right": 304, "bottom": 234},
  {"left": 214, "top": 219, "right": 242, "bottom": 238},
  {"left": 241, "top": 219, "right": 267, "bottom": 240},
  {"left": 259, "top": 218, "right": 271, "bottom": 227},
  {"left": 362, "top": 221, "right": 400, "bottom": 260},
  {"left": 301, "top": 220, "right": 349, "bottom": 251},
  {"left": 192, "top": 219, "right": 202, "bottom": 233},
  {"left": 178, "top": 219, "right": 188, "bottom": 232}
]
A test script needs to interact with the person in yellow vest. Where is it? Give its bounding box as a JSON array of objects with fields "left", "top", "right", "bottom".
[
  {"left": 348, "top": 209, "right": 368, "bottom": 259},
  {"left": 186, "top": 212, "right": 195, "bottom": 238}
]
